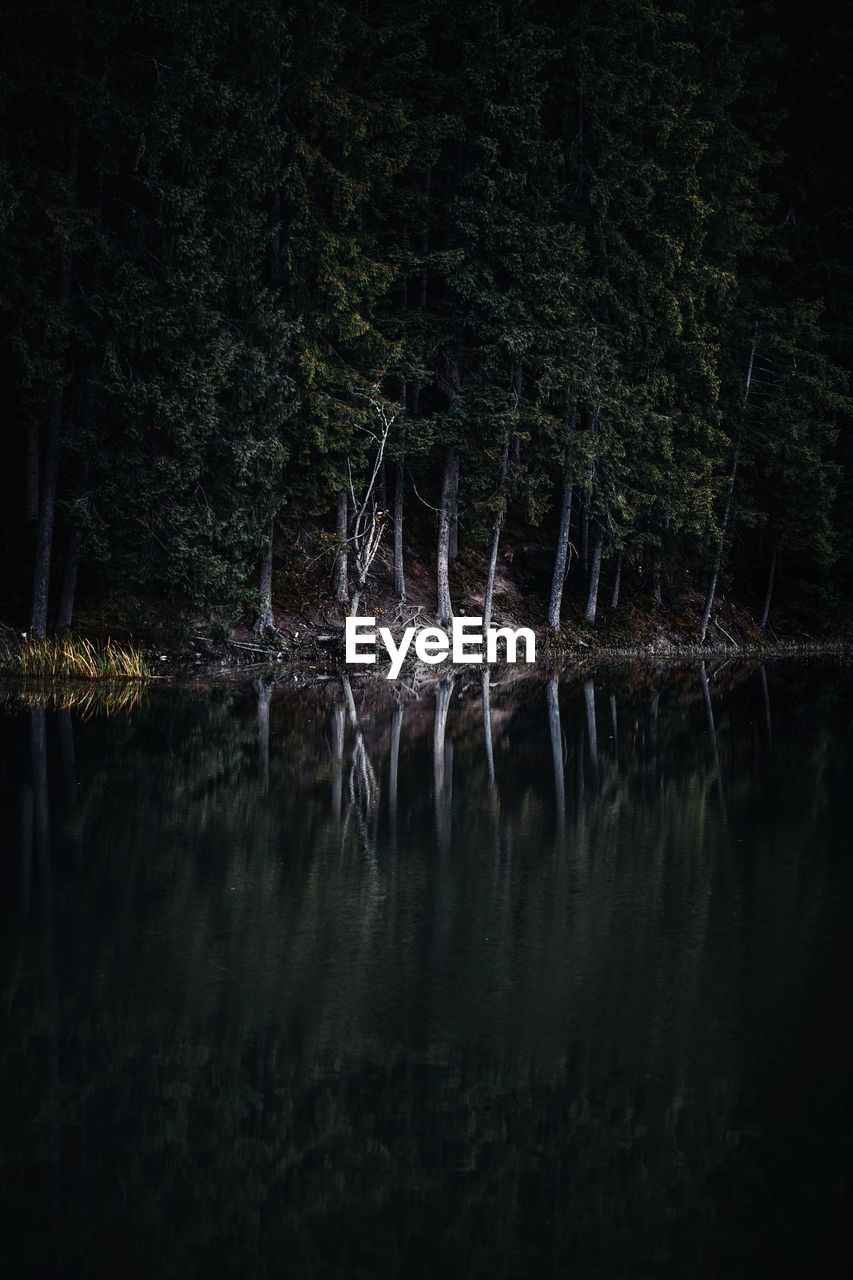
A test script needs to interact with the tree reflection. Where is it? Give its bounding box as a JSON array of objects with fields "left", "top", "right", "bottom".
[
  {"left": 433, "top": 674, "right": 454, "bottom": 853},
  {"left": 547, "top": 674, "right": 565, "bottom": 833},
  {"left": 1, "top": 662, "right": 851, "bottom": 1278}
]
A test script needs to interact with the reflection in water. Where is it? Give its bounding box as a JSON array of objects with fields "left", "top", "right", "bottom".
[
  {"left": 1, "top": 661, "right": 852, "bottom": 1279},
  {"left": 389, "top": 701, "right": 404, "bottom": 837},
  {"left": 547, "top": 674, "right": 565, "bottom": 833},
  {"left": 433, "top": 675, "right": 454, "bottom": 854},
  {"left": 482, "top": 669, "right": 496, "bottom": 794},
  {"left": 583, "top": 677, "right": 597, "bottom": 767},
  {"left": 760, "top": 661, "right": 773, "bottom": 743}
]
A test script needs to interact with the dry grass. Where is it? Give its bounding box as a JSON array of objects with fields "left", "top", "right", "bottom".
[{"left": 0, "top": 636, "right": 150, "bottom": 680}]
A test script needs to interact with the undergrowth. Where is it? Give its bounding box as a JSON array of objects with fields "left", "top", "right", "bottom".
[{"left": 0, "top": 636, "right": 150, "bottom": 679}]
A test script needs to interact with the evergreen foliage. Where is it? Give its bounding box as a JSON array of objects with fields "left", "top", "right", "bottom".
[{"left": 0, "top": 0, "right": 850, "bottom": 633}]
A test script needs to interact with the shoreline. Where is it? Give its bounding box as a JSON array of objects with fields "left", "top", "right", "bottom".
[{"left": 143, "top": 637, "right": 853, "bottom": 685}]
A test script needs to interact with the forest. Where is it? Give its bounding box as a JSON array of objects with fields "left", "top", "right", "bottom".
[{"left": 1, "top": 0, "right": 851, "bottom": 646}]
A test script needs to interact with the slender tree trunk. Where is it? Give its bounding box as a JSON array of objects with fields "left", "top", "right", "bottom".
[
  {"left": 449, "top": 494, "right": 459, "bottom": 562},
  {"left": 436, "top": 447, "right": 457, "bottom": 626},
  {"left": 482, "top": 520, "right": 502, "bottom": 636},
  {"left": 610, "top": 552, "right": 623, "bottom": 609},
  {"left": 56, "top": 422, "right": 90, "bottom": 636},
  {"left": 56, "top": 522, "right": 81, "bottom": 635},
  {"left": 758, "top": 546, "right": 776, "bottom": 630},
  {"left": 483, "top": 431, "right": 510, "bottom": 634},
  {"left": 548, "top": 470, "right": 573, "bottom": 629},
  {"left": 254, "top": 521, "right": 275, "bottom": 633},
  {"left": 651, "top": 548, "right": 662, "bottom": 605},
  {"left": 580, "top": 489, "right": 589, "bottom": 576},
  {"left": 700, "top": 336, "right": 756, "bottom": 643},
  {"left": 698, "top": 451, "right": 738, "bottom": 643},
  {"left": 30, "top": 401, "right": 61, "bottom": 639},
  {"left": 393, "top": 448, "right": 405, "bottom": 600},
  {"left": 25, "top": 423, "right": 39, "bottom": 522},
  {"left": 333, "top": 490, "right": 348, "bottom": 605},
  {"left": 31, "top": 55, "right": 80, "bottom": 639},
  {"left": 584, "top": 530, "right": 604, "bottom": 623},
  {"left": 380, "top": 462, "right": 388, "bottom": 512}
]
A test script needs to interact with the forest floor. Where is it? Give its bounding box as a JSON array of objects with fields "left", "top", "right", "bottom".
[
  {"left": 2, "top": 533, "right": 850, "bottom": 678},
  {"left": 171, "top": 535, "right": 852, "bottom": 677}
]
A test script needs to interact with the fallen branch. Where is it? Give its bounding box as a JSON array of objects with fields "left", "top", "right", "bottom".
[{"left": 712, "top": 618, "right": 739, "bottom": 646}]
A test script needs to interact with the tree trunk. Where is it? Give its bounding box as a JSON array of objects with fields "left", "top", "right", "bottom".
[
  {"left": 25, "top": 422, "right": 39, "bottom": 522},
  {"left": 584, "top": 530, "right": 604, "bottom": 623},
  {"left": 30, "top": 400, "right": 61, "bottom": 639},
  {"left": 610, "top": 552, "right": 623, "bottom": 609},
  {"left": 333, "top": 489, "right": 348, "bottom": 605},
  {"left": 449, "top": 491, "right": 459, "bottom": 562},
  {"left": 698, "top": 451, "right": 738, "bottom": 643},
  {"left": 436, "top": 447, "right": 457, "bottom": 626},
  {"left": 758, "top": 546, "right": 776, "bottom": 629},
  {"left": 651, "top": 548, "right": 662, "bottom": 605},
  {"left": 393, "top": 450, "right": 405, "bottom": 600},
  {"left": 379, "top": 460, "right": 387, "bottom": 513},
  {"left": 253, "top": 521, "right": 275, "bottom": 633},
  {"left": 580, "top": 489, "right": 589, "bottom": 576},
  {"left": 547, "top": 472, "right": 573, "bottom": 629},
  {"left": 699, "top": 337, "right": 756, "bottom": 643},
  {"left": 56, "top": 522, "right": 80, "bottom": 635},
  {"left": 30, "top": 53, "right": 81, "bottom": 639},
  {"left": 483, "top": 431, "right": 510, "bottom": 634}
]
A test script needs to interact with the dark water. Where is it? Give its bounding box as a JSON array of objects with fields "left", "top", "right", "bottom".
[{"left": 1, "top": 660, "right": 851, "bottom": 1279}]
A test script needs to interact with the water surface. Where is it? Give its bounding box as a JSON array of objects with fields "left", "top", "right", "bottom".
[{"left": 1, "top": 661, "right": 851, "bottom": 1278}]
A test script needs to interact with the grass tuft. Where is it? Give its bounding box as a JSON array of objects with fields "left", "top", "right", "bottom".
[{"left": 0, "top": 636, "right": 150, "bottom": 680}]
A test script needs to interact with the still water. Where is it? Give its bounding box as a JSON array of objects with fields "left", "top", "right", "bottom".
[{"left": 1, "top": 661, "right": 851, "bottom": 1278}]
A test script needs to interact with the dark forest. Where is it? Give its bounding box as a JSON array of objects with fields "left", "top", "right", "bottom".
[{"left": 1, "top": 0, "right": 851, "bottom": 648}]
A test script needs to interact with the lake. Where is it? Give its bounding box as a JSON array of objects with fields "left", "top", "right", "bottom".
[{"left": 1, "top": 660, "right": 851, "bottom": 1278}]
